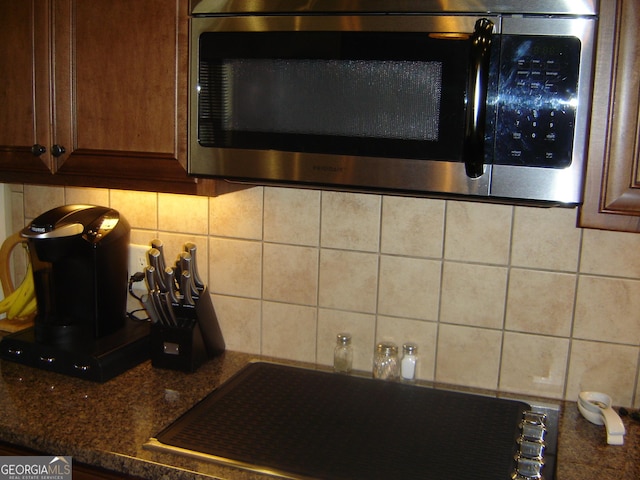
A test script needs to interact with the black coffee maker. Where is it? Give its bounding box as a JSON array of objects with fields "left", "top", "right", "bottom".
[{"left": 0, "top": 205, "right": 149, "bottom": 381}]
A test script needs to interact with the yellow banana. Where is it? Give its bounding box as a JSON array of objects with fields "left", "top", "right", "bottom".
[
  {"left": 3, "top": 263, "right": 35, "bottom": 318},
  {"left": 0, "top": 280, "right": 24, "bottom": 312},
  {"left": 7, "top": 265, "right": 35, "bottom": 319},
  {"left": 16, "top": 295, "right": 37, "bottom": 318}
]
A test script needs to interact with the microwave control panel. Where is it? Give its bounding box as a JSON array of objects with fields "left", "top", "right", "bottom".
[{"left": 493, "top": 36, "right": 580, "bottom": 169}]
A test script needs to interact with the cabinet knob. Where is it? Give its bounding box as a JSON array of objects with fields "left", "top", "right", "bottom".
[
  {"left": 51, "top": 144, "right": 66, "bottom": 157},
  {"left": 31, "top": 144, "right": 47, "bottom": 156}
]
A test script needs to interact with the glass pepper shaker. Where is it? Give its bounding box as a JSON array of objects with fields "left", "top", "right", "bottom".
[
  {"left": 333, "top": 333, "right": 353, "bottom": 373},
  {"left": 401, "top": 343, "right": 418, "bottom": 383},
  {"left": 373, "top": 342, "right": 399, "bottom": 381}
]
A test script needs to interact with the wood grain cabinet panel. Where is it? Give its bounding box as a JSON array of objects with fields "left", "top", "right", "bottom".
[
  {"left": 0, "top": 0, "right": 215, "bottom": 195},
  {"left": 579, "top": 0, "right": 640, "bottom": 231},
  {"left": 0, "top": 1, "right": 55, "bottom": 177}
]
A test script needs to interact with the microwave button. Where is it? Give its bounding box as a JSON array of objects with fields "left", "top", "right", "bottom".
[{"left": 545, "top": 59, "right": 560, "bottom": 71}]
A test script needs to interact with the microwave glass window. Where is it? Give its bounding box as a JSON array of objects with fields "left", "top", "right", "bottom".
[
  {"left": 222, "top": 59, "right": 442, "bottom": 142},
  {"left": 197, "top": 31, "right": 469, "bottom": 161}
]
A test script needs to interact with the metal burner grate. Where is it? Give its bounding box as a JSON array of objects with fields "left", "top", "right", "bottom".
[{"left": 150, "top": 362, "right": 531, "bottom": 479}]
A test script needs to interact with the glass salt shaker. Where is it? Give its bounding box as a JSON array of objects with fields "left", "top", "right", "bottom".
[
  {"left": 373, "top": 342, "right": 399, "bottom": 381},
  {"left": 333, "top": 333, "right": 353, "bottom": 373},
  {"left": 401, "top": 343, "right": 418, "bottom": 383}
]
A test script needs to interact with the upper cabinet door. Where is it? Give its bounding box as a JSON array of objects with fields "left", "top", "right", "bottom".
[
  {"left": 579, "top": 0, "right": 640, "bottom": 232},
  {"left": 54, "top": 0, "right": 203, "bottom": 192},
  {"left": 0, "top": 1, "right": 55, "bottom": 177}
]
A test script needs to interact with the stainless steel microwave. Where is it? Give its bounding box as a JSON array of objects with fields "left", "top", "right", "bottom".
[{"left": 188, "top": 0, "right": 598, "bottom": 205}]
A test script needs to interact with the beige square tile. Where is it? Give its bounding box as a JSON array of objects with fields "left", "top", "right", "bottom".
[
  {"left": 505, "top": 269, "right": 576, "bottom": 337},
  {"left": 444, "top": 200, "right": 512, "bottom": 264},
  {"left": 581, "top": 228, "right": 640, "bottom": 278},
  {"left": 24, "top": 185, "right": 64, "bottom": 218},
  {"left": 110, "top": 189, "right": 158, "bottom": 230},
  {"left": 376, "top": 316, "right": 438, "bottom": 381},
  {"left": 377, "top": 255, "right": 441, "bottom": 321},
  {"left": 262, "top": 302, "right": 317, "bottom": 363},
  {"left": 511, "top": 206, "right": 581, "bottom": 271},
  {"left": 158, "top": 193, "right": 208, "bottom": 235},
  {"left": 209, "top": 238, "right": 262, "bottom": 298},
  {"left": 574, "top": 275, "right": 640, "bottom": 344},
  {"left": 264, "top": 187, "right": 320, "bottom": 246},
  {"left": 320, "top": 191, "right": 381, "bottom": 252},
  {"left": 317, "top": 309, "right": 376, "bottom": 372},
  {"left": 130, "top": 230, "right": 157, "bottom": 247},
  {"left": 440, "top": 262, "right": 507, "bottom": 329},
  {"left": 380, "top": 196, "right": 444, "bottom": 258},
  {"left": 318, "top": 249, "right": 378, "bottom": 313},
  {"left": 565, "top": 339, "right": 639, "bottom": 406},
  {"left": 64, "top": 186, "right": 109, "bottom": 207},
  {"left": 212, "top": 294, "right": 261, "bottom": 354},
  {"left": 10, "top": 190, "right": 24, "bottom": 232},
  {"left": 210, "top": 186, "right": 263, "bottom": 240},
  {"left": 500, "top": 332, "right": 569, "bottom": 399},
  {"left": 263, "top": 243, "right": 318, "bottom": 306},
  {"left": 435, "top": 324, "right": 502, "bottom": 389}
]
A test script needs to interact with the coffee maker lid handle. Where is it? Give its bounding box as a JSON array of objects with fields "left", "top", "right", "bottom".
[{"left": 21, "top": 222, "right": 84, "bottom": 239}]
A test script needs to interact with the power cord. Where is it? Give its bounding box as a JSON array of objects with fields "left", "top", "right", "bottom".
[{"left": 127, "top": 271, "right": 149, "bottom": 322}]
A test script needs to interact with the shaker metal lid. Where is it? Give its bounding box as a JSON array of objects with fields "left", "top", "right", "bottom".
[{"left": 376, "top": 342, "right": 398, "bottom": 354}]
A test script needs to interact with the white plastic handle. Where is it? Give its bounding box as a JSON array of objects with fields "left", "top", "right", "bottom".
[
  {"left": 578, "top": 391, "right": 626, "bottom": 445},
  {"left": 600, "top": 405, "right": 625, "bottom": 445}
]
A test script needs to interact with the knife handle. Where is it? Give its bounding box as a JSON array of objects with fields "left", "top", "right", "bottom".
[
  {"left": 161, "top": 292, "right": 179, "bottom": 327},
  {"left": 164, "top": 267, "right": 180, "bottom": 304},
  {"left": 151, "top": 289, "right": 172, "bottom": 326},
  {"left": 148, "top": 248, "right": 168, "bottom": 292},
  {"left": 151, "top": 239, "right": 167, "bottom": 272},
  {"left": 141, "top": 294, "right": 161, "bottom": 324},
  {"left": 144, "top": 265, "right": 157, "bottom": 292},
  {"left": 181, "top": 270, "right": 195, "bottom": 307},
  {"left": 179, "top": 252, "right": 200, "bottom": 298},
  {"left": 185, "top": 242, "right": 205, "bottom": 289}
]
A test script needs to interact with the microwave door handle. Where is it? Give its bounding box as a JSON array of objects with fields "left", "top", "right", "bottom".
[{"left": 463, "top": 18, "right": 494, "bottom": 178}]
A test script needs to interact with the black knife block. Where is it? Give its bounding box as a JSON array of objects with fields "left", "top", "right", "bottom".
[{"left": 150, "top": 287, "right": 225, "bottom": 372}]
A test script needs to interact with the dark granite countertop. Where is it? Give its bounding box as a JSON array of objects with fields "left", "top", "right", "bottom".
[{"left": 0, "top": 351, "right": 638, "bottom": 480}]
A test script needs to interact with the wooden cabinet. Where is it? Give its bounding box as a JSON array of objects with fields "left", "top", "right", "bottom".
[
  {"left": 0, "top": 0, "right": 215, "bottom": 195},
  {"left": 579, "top": 0, "right": 640, "bottom": 231},
  {"left": 0, "top": 2, "right": 54, "bottom": 178}
]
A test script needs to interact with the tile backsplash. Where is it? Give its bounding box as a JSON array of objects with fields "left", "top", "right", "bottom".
[{"left": 9, "top": 183, "right": 640, "bottom": 407}]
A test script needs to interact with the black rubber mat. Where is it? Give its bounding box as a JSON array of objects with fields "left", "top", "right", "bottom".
[{"left": 154, "top": 362, "right": 530, "bottom": 479}]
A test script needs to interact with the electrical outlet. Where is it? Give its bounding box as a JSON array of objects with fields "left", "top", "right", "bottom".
[{"left": 129, "top": 243, "right": 149, "bottom": 276}]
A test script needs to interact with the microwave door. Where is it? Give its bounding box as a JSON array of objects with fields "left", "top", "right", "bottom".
[{"left": 189, "top": 15, "right": 497, "bottom": 198}]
